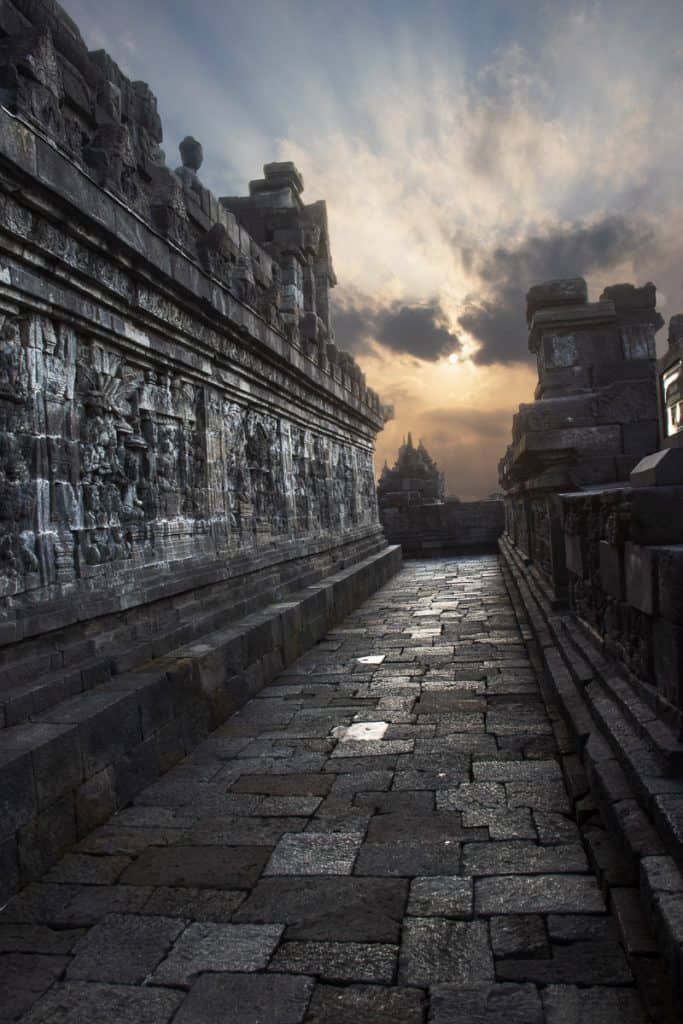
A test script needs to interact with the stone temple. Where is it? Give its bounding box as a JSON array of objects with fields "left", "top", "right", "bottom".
[
  {"left": 0, "top": 3, "right": 682, "bottom": 1022},
  {"left": 378, "top": 433, "right": 446, "bottom": 506},
  {"left": 378, "top": 437, "right": 504, "bottom": 555}
]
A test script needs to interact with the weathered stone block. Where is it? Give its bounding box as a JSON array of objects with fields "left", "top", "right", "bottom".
[
  {"left": 653, "top": 618, "right": 683, "bottom": 709},
  {"left": 631, "top": 450, "right": 683, "bottom": 487},
  {"left": 75, "top": 767, "right": 117, "bottom": 838},
  {"left": 0, "top": 834, "right": 20, "bottom": 904},
  {"left": 599, "top": 541, "right": 624, "bottom": 600},
  {"left": 625, "top": 543, "right": 657, "bottom": 615},
  {"left": 17, "top": 794, "right": 77, "bottom": 883},
  {"left": 154, "top": 718, "right": 186, "bottom": 772},
  {"left": 114, "top": 738, "right": 160, "bottom": 806},
  {"left": 622, "top": 420, "right": 659, "bottom": 457},
  {"left": 38, "top": 690, "right": 141, "bottom": 777},
  {"left": 593, "top": 359, "right": 655, "bottom": 387},
  {"left": 564, "top": 533, "right": 585, "bottom": 577},
  {"left": 106, "top": 670, "right": 173, "bottom": 740},
  {"left": 535, "top": 365, "right": 592, "bottom": 398},
  {"left": 0, "top": 747, "right": 35, "bottom": 838},
  {"left": 656, "top": 546, "right": 683, "bottom": 625},
  {"left": 2, "top": 722, "right": 81, "bottom": 811},
  {"left": 630, "top": 487, "right": 683, "bottom": 544}
]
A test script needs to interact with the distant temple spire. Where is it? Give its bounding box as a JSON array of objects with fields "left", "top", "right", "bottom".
[{"left": 377, "top": 434, "right": 445, "bottom": 506}]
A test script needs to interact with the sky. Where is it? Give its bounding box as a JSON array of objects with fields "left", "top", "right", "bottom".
[{"left": 62, "top": 0, "right": 683, "bottom": 498}]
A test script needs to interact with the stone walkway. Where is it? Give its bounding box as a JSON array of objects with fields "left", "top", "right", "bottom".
[{"left": 0, "top": 556, "right": 667, "bottom": 1022}]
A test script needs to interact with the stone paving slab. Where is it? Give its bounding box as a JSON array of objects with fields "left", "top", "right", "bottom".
[{"left": 0, "top": 556, "right": 665, "bottom": 1022}]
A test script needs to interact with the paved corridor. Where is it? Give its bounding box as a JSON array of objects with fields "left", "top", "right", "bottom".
[{"left": 0, "top": 557, "right": 665, "bottom": 1022}]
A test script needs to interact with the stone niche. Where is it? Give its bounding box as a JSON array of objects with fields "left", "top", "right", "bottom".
[{"left": 0, "top": 1, "right": 401, "bottom": 897}]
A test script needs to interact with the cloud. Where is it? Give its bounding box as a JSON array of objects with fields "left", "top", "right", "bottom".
[
  {"left": 457, "top": 215, "right": 659, "bottom": 365},
  {"left": 332, "top": 297, "right": 461, "bottom": 362},
  {"left": 422, "top": 406, "right": 512, "bottom": 442}
]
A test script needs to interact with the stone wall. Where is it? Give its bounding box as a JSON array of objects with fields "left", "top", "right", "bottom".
[
  {"left": 499, "top": 278, "right": 661, "bottom": 602},
  {"left": 498, "top": 277, "right": 683, "bottom": 996},
  {"left": 379, "top": 499, "right": 504, "bottom": 555},
  {"left": 0, "top": 0, "right": 387, "bottom": 654},
  {"left": 0, "top": 1, "right": 400, "bottom": 897},
  {"left": 558, "top": 486, "right": 683, "bottom": 729}
]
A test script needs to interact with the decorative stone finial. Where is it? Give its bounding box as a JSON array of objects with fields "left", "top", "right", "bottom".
[
  {"left": 179, "top": 136, "right": 203, "bottom": 172},
  {"left": 175, "top": 136, "right": 204, "bottom": 194}
]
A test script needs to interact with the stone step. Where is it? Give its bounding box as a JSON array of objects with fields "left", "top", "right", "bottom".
[
  {"left": 0, "top": 543, "right": 402, "bottom": 902},
  {"left": 0, "top": 534, "right": 387, "bottom": 733},
  {"left": 501, "top": 534, "right": 683, "bottom": 1005}
]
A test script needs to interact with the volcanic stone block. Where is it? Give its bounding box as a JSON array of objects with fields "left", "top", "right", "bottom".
[
  {"left": 463, "top": 841, "right": 587, "bottom": 875},
  {"left": 106, "top": 670, "right": 174, "bottom": 739},
  {"left": 526, "top": 277, "right": 588, "bottom": 320},
  {"left": 624, "top": 543, "right": 657, "bottom": 615},
  {"left": 1, "top": 723, "right": 82, "bottom": 812},
  {"left": 265, "top": 832, "right": 362, "bottom": 875},
  {"left": 593, "top": 359, "right": 654, "bottom": 387},
  {"left": 622, "top": 420, "right": 659, "bottom": 457},
  {"left": 630, "top": 487, "right": 683, "bottom": 543},
  {"left": 490, "top": 916, "right": 549, "bottom": 959},
  {"left": 0, "top": 954, "right": 75, "bottom": 1022},
  {"left": 268, "top": 940, "right": 397, "bottom": 983},
  {"left": 114, "top": 739, "right": 160, "bottom": 806},
  {"left": 67, "top": 913, "right": 185, "bottom": 983},
  {"left": 599, "top": 541, "right": 624, "bottom": 600},
  {"left": 407, "top": 876, "right": 473, "bottom": 918},
  {"left": 151, "top": 922, "right": 283, "bottom": 986},
  {"left": 475, "top": 875, "right": 605, "bottom": 915},
  {"left": 399, "top": 917, "right": 493, "bottom": 985},
  {"left": 230, "top": 772, "right": 333, "bottom": 795},
  {"left": 355, "top": 840, "right": 462, "bottom": 877},
  {"left": 304, "top": 984, "right": 425, "bottom": 1024},
  {"left": 141, "top": 887, "right": 245, "bottom": 922},
  {"left": 0, "top": 835, "right": 20, "bottom": 904},
  {"left": 496, "top": 940, "right": 632, "bottom": 985},
  {"left": 17, "top": 795, "right": 77, "bottom": 882},
  {"left": 564, "top": 532, "right": 585, "bottom": 577},
  {"left": 656, "top": 546, "right": 683, "bottom": 624},
  {"left": 0, "top": 747, "right": 35, "bottom": 837},
  {"left": 17, "top": 982, "right": 183, "bottom": 1024},
  {"left": 120, "top": 845, "right": 270, "bottom": 889},
  {"left": 75, "top": 767, "right": 117, "bottom": 837},
  {"left": 173, "top": 973, "right": 314, "bottom": 1024},
  {"left": 37, "top": 690, "right": 141, "bottom": 777},
  {"left": 653, "top": 619, "right": 683, "bottom": 708},
  {"left": 430, "top": 983, "right": 544, "bottom": 1024},
  {"left": 233, "top": 876, "right": 408, "bottom": 942},
  {"left": 631, "top": 450, "right": 683, "bottom": 487},
  {"left": 541, "top": 985, "right": 650, "bottom": 1024}
]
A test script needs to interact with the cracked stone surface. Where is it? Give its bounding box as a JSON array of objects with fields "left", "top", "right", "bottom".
[{"left": 0, "top": 557, "right": 662, "bottom": 1022}]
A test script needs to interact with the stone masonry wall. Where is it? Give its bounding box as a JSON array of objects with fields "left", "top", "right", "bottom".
[
  {"left": 0, "top": 1, "right": 400, "bottom": 898},
  {"left": 0, "top": 0, "right": 386, "bottom": 651},
  {"left": 380, "top": 499, "right": 504, "bottom": 555}
]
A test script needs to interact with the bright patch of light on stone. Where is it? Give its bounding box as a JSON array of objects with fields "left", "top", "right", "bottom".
[{"left": 332, "top": 721, "right": 389, "bottom": 741}]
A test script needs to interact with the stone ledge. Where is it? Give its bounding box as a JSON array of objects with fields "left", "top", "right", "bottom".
[
  {"left": 0, "top": 106, "right": 382, "bottom": 425},
  {"left": 500, "top": 534, "right": 683, "bottom": 1002},
  {"left": 0, "top": 543, "right": 402, "bottom": 903}
]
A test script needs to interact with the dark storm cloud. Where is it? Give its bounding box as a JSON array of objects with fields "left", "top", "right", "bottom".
[
  {"left": 422, "top": 406, "right": 511, "bottom": 442},
  {"left": 332, "top": 297, "right": 461, "bottom": 362},
  {"left": 458, "top": 215, "right": 658, "bottom": 365}
]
